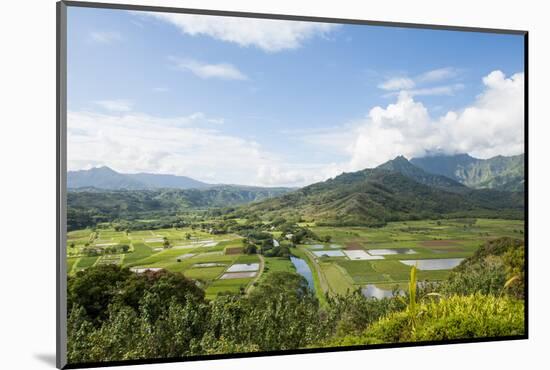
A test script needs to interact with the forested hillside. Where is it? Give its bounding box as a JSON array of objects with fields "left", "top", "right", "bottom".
[{"left": 240, "top": 167, "right": 524, "bottom": 226}]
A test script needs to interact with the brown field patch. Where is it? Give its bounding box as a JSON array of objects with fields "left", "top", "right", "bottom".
[
  {"left": 420, "top": 240, "right": 461, "bottom": 247},
  {"left": 345, "top": 242, "right": 363, "bottom": 250},
  {"left": 224, "top": 247, "right": 242, "bottom": 255}
]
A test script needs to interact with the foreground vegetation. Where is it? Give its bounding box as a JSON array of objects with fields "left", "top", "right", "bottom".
[{"left": 67, "top": 237, "right": 525, "bottom": 364}]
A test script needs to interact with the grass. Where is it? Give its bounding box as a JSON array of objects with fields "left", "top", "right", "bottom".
[
  {"left": 234, "top": 254, "right": 260, "bottom": 264},
  {"left": 205, "top": 278, "right": 251, "bottom": 299},
  {"left": 75, "top": 256, "right": 99, "bottom": 271},
  {"left": 263, "top": 257, "right": 295, "bottom": 273},
  {"left": 184, "top": 266, "right": 227, "bottom": 281},
  {"left": 337, "top": 260, "right": 385, "bottom": 284},
  {"left": 123, "top": 242, "right": 153, "bottom": 266},
  {"left": 320, "top": 263, "right": 355, "bottom": 295}
]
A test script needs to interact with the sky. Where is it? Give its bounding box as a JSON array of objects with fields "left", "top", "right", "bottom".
[{"left": 67, "top": 6, "right": 525, "bottom": 187}]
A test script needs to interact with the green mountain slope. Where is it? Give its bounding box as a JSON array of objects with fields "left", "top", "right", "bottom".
[
  {"left": 68, "top": 186, "right": 292, "bottom": 213},
  {"left": 410, "top": 154, "right": 524, "bottom": 191},
  {"left": 67, "top": 186, "right": 293, "bottom": 231},
  {"left": 240, "top": 168, "right": 524, "bottom": 226}
]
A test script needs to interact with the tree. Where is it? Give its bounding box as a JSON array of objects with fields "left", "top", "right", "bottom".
[
  {"left": 243, "top": 244, "right": 257, "bottom": 255},
  {"left": 67, "top": 265, "right": 132, "bottom": 323}
]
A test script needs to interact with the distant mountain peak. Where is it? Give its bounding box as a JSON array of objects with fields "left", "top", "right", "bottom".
[
  {"left": 94, "top": 165, "right": 117, "bottom": 172},
  {"left": 411, "top": 153, "right": 524, "bottom": 192},
  {"left": 67, "top": 166, "right": 209, "bottom": 190},
  {"left": 376, "top": 156, "right": 466, "bottom": 192},
  {"left": 243, "top": 158, "right": 524, "bottom": 227},
  {"left": 379, "top": 155, "right": 412, "bottom": 167}
]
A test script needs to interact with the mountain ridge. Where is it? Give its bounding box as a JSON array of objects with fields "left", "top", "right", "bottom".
[
  {"left": 410, "top": 153, "right": 524, "bottom": 191},
  {"left": 68, "top": 166, "right": 211, "bottom": 190},
  {"left": 376, "top": 156, "right": 467, "bottom": 192},
  {"left": 68, "top": 166, "right": 286, "bottom": 191},
  {"left": 67, "top": 155, "right": 525, "bottom": 230},
  {"left": 238, "top": 163, "right": 524, "bottom": 226}
]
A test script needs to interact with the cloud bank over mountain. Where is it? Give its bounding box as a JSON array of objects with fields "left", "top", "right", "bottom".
[{"left": 347, "top": 70, "right": 524, "bottom": 170}]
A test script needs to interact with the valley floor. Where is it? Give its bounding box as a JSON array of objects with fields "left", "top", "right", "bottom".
[{"left": 67, "top": 218, "right": 524, "bottom": 300}]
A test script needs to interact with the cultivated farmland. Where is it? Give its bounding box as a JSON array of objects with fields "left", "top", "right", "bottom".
[{"left": 67, "top": 218, "right": 524, "bottom": 300}]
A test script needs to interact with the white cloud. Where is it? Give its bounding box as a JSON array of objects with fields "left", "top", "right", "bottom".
[
  {"left": 93, "top": 99, "right": 134, "bottom": 112},
  {"left": 144, "top": 12, "right": 337, "bottom": 52},
  {"left": 347, "top": 70, "right": 524, "bottom": 169},
  {"left": 416, "top": 67, "right": 459, "bottom": 83},
  {"left": 68, "top": 110, "right": 314, "bottom": 187},
  {"left": 383, "top": 83, "right": 465, "bottom": 98},
  {"left": 408, "top": 83, "right": 464, "bottom": 96},
  {"left": 256, "top": 163, "right": 344, "bottom": 187},
  {"left": 378, "top": 77, "right": 415, "bottom": 91},
  {"left": 440, "top": 70, "right": 525, "bottom": 158},
  {"left": 89, "top": 31, "right": 123, "bottom": 44},
  {"left": 170, "top": 57, "right": 248, "bottom": 80},
  {"left": 378, "top": 67, "right": 461, "bottom": 96}
]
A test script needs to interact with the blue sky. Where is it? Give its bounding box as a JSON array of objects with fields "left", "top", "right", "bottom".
[{"left": 67, "top": 6, "right": 525, "bottom": 187}]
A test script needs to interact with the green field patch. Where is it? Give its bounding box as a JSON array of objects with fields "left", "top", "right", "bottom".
[
  {"left": 205, "top": 278, "right": 252, "bottom": 299},
  {"left": 134, "top": 248, "right": 190, "bottom": 265},
  {"left": 234, "top": 254, "right": 260, "bottom": 264},
  {"left": 337, "top": 260, "right": 387, "bottom": 284},
  {"left": 67, "top": 229, "right": 92, "bottom": 239},
  {"left": 216, "top": 238, "right": 243, "bottom": 247},
  {"left": 369, "top": 260, "right": 411, "bottom": 282},
  {"left": 122, "top": 242, "right": 153, "bottom": 266},
  {"left": 184, "top": 266, "right": 226, "bottom": 281},
  {"left": 320, "top": 263, "right": 355, "bottom": 295},
  {"left": 75, "top": 256, "right": 99, "bottom": 270},
  {"left": 263, "top": 257, "right": 294, "bottom": 274}
]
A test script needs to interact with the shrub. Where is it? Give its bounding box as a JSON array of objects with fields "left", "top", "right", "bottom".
[
  {"left": 368, "top": 293, "right": 524, "bottom": 343},
  {"left": 321, "top": 293, "right": 524, "bottom": 347}
]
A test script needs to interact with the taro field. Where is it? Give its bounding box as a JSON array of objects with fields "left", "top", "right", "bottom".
[
  {"left": 67, "top": 227, "right": 258, "bottom": 298},
  {"left": 294, "top": 218, "right": 524, "bottom": 300},
  {"left": 67, "top": 218, "right": 523, "bottom": 301}
]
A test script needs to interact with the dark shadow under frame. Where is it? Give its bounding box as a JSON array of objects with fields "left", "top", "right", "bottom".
[{"left": 56, "top": 1, "right": 529, "bottom": 368}]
